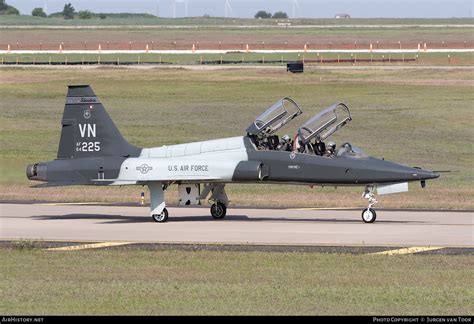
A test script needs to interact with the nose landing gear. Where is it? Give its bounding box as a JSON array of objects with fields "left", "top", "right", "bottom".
[{"left": 361, "top": 185, "right": 378, "bottom": 223}]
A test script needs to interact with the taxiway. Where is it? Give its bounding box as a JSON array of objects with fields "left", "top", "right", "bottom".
[{"left": 0, "top": 203, "right": 472, "bottom": 247}]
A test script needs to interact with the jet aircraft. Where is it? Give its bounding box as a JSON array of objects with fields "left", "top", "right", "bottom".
[{"left": 26, "top": 85, "right": 439, "bottom": 223}]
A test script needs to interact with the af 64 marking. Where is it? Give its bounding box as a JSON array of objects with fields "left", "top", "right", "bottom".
[{"left": 76, "top": 141, "right": 101, "bottom": 152}]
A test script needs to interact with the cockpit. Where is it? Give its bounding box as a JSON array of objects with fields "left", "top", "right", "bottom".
[
  {"left": 247, "top": 98, "right": 364, "bottom": 158},
  {"left": 246, "top": 97, "right": 303, "bottom": 151},
  {"left": 295, "top": 102, "right": 352, "bottom": 157}
]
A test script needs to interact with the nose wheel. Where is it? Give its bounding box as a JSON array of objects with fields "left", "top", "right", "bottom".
[
  {"left": 361, "top": 186, "right": 378, "bottom": 223},
  {"left": 361, "top": 208, "right": 377, "bottom": 223}
]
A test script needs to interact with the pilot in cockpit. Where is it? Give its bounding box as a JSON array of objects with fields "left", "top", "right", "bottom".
[
  {"left": 325, "top": 142, "right": 336, "bottom": 157},
  {"left": 313, "top": 138, "right": 326, "bottom": 156},
  {"left": 277, "top": 134, "right": 293, "bottom": 152}
]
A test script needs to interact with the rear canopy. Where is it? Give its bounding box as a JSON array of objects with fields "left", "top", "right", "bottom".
[{"left": 246, "top": 97, "right": 303, "bottom": 136}]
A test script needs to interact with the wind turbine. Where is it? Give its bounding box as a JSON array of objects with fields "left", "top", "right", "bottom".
[
  {"left": 224, "top": 0, "right": 233, "bottom": 18},
  {"left": 292, "top": 0, "right": 300, "bottom": 19},
  {"left": 172, "top": 0, "right": 188, "bottom": 18}
]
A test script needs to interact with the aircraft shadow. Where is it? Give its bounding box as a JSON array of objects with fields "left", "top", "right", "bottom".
[
  {"left": 33, "top": 214, "right": 150, "bottom": 224},
  {"left": 169, "top": 215, "right": 423, "bottom": 224},
  {"left": 32, "top": 214, "right": 424, "bottom": 225}
]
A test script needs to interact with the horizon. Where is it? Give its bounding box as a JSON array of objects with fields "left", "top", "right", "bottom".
[{"left": 5, "top": 0, "right": 474, "bottom": 19}]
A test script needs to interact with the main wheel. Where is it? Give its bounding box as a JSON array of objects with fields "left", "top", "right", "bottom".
[
  {"left": 210, "top": 202, "right": 227, "bottom": 219},
  {"left": 361, "top": 208, "right": 377, "bottom": 223},
  {"left": 152, "top": 208, "right": 169, "bottom": 223}
]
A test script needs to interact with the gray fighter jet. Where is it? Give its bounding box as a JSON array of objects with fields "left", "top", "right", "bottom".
[{"left": 26, "top": 85, "right": 439, "bottom": 223}]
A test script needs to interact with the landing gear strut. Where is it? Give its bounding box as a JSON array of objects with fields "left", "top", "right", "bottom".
[
  {"left": 149, "top": 182, "right": 169, "bottom": 223},
  {"left": 201, "top": 183, "right": 229, "bottom": 220},
  {"left": 361, "top": 185, "right": 378, "bottom": 223}
]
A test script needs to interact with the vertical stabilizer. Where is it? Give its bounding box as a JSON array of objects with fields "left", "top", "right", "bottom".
[{"left": 57, "top": 85, "right": 140, "bottom": 159}]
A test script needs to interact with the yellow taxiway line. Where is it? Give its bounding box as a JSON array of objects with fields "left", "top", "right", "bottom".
[
  {"left": 47, "top": 242, "right": 132, "bottom": 251},
  {"left": 371, "top": 246, "right": 444, "bottom": 256}
]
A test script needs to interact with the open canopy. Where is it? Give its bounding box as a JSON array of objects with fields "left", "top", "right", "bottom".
[
  {"left": 297, "top": 102, "right": 351, "bottom": 145},
  {"left": 246, "top": 97, "right": 303, "bottom": 136}
]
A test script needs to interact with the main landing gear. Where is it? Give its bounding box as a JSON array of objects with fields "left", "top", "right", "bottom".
[
  {"left": 210, "top": 202, "right": 227, "bottom": 219},
  {"left": 202, "top": 183, "right": 229, "bottom": 220},
  {"left": 152, "top": 208, "right": 168, "bottom": 223},
  {"left": 361, "top": 185, "right": 378, "bottom": 223},
  {"left": 148, "top": 182, "right": 230, "bottom": 223},
  {"left": 149, "top": 182, "right": 169, "bottom": 223}
]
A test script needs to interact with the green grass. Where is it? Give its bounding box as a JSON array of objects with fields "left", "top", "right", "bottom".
[
  {"left": 1, "top": 52, "right": 472, "bottom": 65},
  {"left": 0, "top": 66, "right": 473, "bottom": 209},
  {"left": 0, "top": 249, "right": 472, "bottom": 315}
]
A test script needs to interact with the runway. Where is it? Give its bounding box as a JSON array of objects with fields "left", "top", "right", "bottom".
[{"left": 0, "top": 203, "right": 472, "bottom": 248}]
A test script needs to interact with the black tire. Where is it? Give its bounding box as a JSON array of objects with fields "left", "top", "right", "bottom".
[
  {"left": 152, "top": 208, "right": 169, "bottom": 223},
  {"left": 361, "top": 208, "right": 376, "bottom": 223},
  {"left": 210, "top": 202, "right": 227, "bottom": 219}
]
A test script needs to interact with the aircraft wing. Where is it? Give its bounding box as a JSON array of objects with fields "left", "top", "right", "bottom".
[
  {"left": 30, "top": 181, "right": 86, "bottom": 188},
  {"left": 91, "top": 175, "right": 224, "bottom": 186}
]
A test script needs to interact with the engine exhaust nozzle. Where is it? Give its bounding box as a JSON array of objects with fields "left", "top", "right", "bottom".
[{"left": 26, "top": 163, "right": 47, "bottom": 181}]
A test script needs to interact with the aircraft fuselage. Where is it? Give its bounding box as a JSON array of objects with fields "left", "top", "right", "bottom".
[{"left": 27, "top": 136, "right": 438, "bottom": 187}]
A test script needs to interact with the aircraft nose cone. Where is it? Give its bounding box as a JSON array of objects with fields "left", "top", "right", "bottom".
[
  {"left": 425, "top": 171, "right": 440, "bottom": 180},
  {"left": 414, "top": 168, "right": 439, "bottom": 180},
  {"left": 365, "top": 156, "right": 442, "bottom": 183}
]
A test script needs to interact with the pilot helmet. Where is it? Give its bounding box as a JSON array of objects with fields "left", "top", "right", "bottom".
[
  {"left": 327, "top": 142, "right": 336, "bottom": 150},
  {"left": 282, "top": 134, "right": 290, "bottom": 142}
]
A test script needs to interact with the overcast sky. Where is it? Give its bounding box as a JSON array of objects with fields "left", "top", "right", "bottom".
[{"left": 7, "top": 0, "right": 474, "bottom": 18}]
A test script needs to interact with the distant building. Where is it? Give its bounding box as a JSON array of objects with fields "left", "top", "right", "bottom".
[{"left": 334, "top": 14, "right": 351, "bottom": 19}]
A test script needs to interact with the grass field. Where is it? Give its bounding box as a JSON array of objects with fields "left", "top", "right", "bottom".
[
  {"left": 0, "top": 66, "right": 473, "bottom": 209},
  {"left": 0, "top": 248, "right": 472, "bottom": 315},
  {"left": 1, "top": 52, "right": 472, "bottom": 66}
]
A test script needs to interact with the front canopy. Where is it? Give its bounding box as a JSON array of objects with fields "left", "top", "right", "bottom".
[
  {"left": 297, "top": 102, "right": 351, "bottom": 145},
  {"left": 246, "top": 97, "right": 303, "bottom": 136}
]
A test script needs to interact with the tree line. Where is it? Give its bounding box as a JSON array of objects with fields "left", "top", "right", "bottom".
[
  {"left": 0, "top": 1, "right": 153, "bottom": 20},
  {"left": 2, "top": 1, "right": 290, "bottom": 20},
  {"left": 0, "top": 0, "right": 19, "bottom": 15},
  {"left": 255, "top": 10, "right": 288, "bottom": 19}
]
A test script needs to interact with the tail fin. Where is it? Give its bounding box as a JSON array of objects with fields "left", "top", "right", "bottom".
[{"left": 57, "top": 85, "right": 141, "bottom": 159}]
